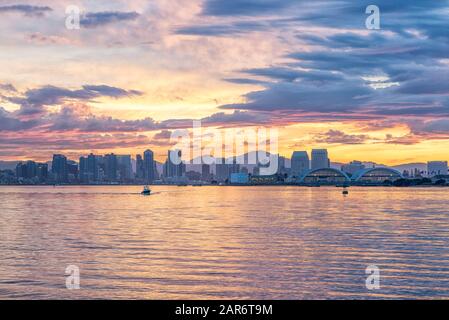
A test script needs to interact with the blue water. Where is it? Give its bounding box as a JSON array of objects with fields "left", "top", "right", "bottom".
[{"left": 1, "top": 186, "right": 448, "bottom": 299}]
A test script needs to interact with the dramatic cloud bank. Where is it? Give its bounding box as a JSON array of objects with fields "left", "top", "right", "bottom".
[{"left": 0, "top": 0, "right": 448, "bottom": 162}]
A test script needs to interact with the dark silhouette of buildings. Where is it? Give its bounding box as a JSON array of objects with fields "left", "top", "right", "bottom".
[{"left": 52, "top": 154, "right": 68, "bottom": 183}]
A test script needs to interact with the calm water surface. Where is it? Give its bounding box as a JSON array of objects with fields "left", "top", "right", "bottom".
[{"left": 1, "top": 186, "right": 449, "bottom": 299}]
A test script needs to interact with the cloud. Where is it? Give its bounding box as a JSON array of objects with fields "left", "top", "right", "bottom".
[
  {"left": 384, "top": 133, "right": 421, "bottom": 145},
  {"left": 417, "top": 120, "right": 449, "bottom": 134},
  {"left": 0, "top": 107, "right": 38, "bottom": 131},
  {"left": 201, "top": 110, "right": 271, "bottom": 126},
  {"left": 176, "top": 21, "right": 268, "bottom": 36},
  {"left": 25, "top": 33, "right": 73, "bottom": 45},
  {"left": 314, "top": 130, "right": 370, "bottom": 145},
  {"left": 242, "top": 67, "right": 345, "bottom": 82},
  {"left": 204, "top": 0, "right": 449, "bottom": 130},
  {"left": 221, "top": 79, "right": 373, "bottom": 112},
  {"left": 0, "top": 84, "right": 17, "bottom": 92},
  {"left": 82, "top": 85, "right": 143, "bottom": 97},
  {"left": 6, "top": 85, "right": 143, "bottom": 116},
  {"left": 202, "top": 0, "right": 295, "bottom": 16},
  {"left": 81, "top": 11, "right": 140, "bottom": 28},
  {"left": 0, "top": 4, "right": 52, "bottom": 17},
  {"left": 47, "top": 106, "right": 160, "bottom": 133},
  {"left": 153, "top": 130, "right": 173, "bottom": 140}
]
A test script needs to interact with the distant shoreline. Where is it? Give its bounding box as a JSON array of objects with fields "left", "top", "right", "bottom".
[{"left": 1, "top": 184, "right": 448, "bottom": 188}]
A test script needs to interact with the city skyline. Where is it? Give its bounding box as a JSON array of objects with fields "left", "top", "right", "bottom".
[
  {"left": 1, "top": 1, "right": 449, "bottom": 165},
  {"left": 3, "top": 147, "right": 448, "bottom": 186}
]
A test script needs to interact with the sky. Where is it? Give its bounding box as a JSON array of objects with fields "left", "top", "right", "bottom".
[{"left": 0, "top": 0, "right": 449, "bottom": 164}]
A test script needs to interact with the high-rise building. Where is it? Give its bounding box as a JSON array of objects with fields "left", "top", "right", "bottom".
[
  {"left": 311, "top": 149, "right": 330, "bottom": 170},
  {"left": 201, "top": 164, "right": 211, "bottom": 181},
  {"left": 428, "top": 161, "right": 448, "bottom": 177},
  {"left": 228, "top": 158, "right": 240, "bottom": 177},
  {"left": 16, "top": 161, "right": 35, "bottom": 180},
  {"left": 163, "top": 150, "right": 185, "bottom": 179},
  {"left": 25, "top": 161, "right": 37, "bottom": 179},
  {"left": 277, "top": 156, "right": 287, "bottom": 175},
  {"left": 87, "top": 153, "right": 99, "bottom": 182},
  {"left": 16, "top": 161, "right": 47, "bottom": 182},
  {"left": 66, "top": 160, "right": 78, "bottom": 182},
  {"left": 136, "top": 155, "right": 145, "bottom": 180},
  {"left": 215, "top": 158, "right": 229, "bottom": 182},
  {"left": 117, "top": 155, "right": 132, "bottom": 182},
  {"left": 36, "top": 163, "right": 48, "bottom": 182},
  {"left": 104, "top": 153, "right": 118, "bottom": 182},
  {"left": 79, "top": 156, "right": 88, "bottom": 183},
  {"left": 52, "top": 154, "right": 68, "bottom": 183},
  {"left": 143, "top": 150, "right": 156, "bottom": 183},
  {"left": 291, "top": 151, "right": 310, "bottom": 177}
]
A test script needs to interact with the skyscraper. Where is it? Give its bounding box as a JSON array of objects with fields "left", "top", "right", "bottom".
[
  {"left": 136, "top": 154, "right": 145, "bottom": 181},
  {"left": 291, "top": 151, "right": 310, "bottom": 177},
  {"left": 215, "top": 158, "right": 229, "bottom": 182},
  {"left": 311, "top": 149, "right": 330, "bottom": 170},
  {"left": 163, "top": 150, "right": 185, "bottom": 179},
  {"left": 228, "top": 157, "right": 240, "bottom": 177},
  {"left": 16, "top": 161, "right": 36, "bottom": 180},
  {"left": 201, "top": 164, "right": 211, "bottom": 181},
  {"left": 117, "top": 155, "right": 132, "bottom": 182},
  {"left": 66, "top": 160, "right": 78, "bottom": 182},
  {"left": 52, "top": 154, "right": 68, "bottom": 183},
  {"left": 143, "top": 150, "right": 156, "bottom": 183},
  {"left": 36, "top": 163, "right": 48, "bottom": 182},
  {"left": 104, "top": 153, "right": 118, "bottom": 182},
  {"left": 87, "top": 153, "right": 99, "bottom": 182},
  {"left": 277, "top": 155, "right": 287, "bottom": 175},
  {"left": 79, "top": 156, "right": 88, "bottom": 183}
]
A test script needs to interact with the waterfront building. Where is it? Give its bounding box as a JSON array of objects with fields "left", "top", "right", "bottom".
[
  {"left": 230, "top": 173, "right": 249, "bottom": 184},
  {"left": 201, "top": 164, "right": 211, "bottom": 181},
  {"left": 311, "top": 149, "right": 330, "bottom": 170},
  {"left": 352, "top": 168, "right": 403, "bottom": 184},
  {"left": 143, "top": 150, "right": 156, "bottom": 183},
  {"left": 52, "top": 154, "right": 68, "bottom": 183},
  {"left": 136, "top": 155, "right": 144, "bottom": 180},
  {"left": 163, "top": 150, "right": 186, "bottom": 179},
  {"left": 252, "top": 166, "right": 260, "bottom": 176},
  {"left": 104, "top": 153, "right": 118, "bottom": 182},
  {"left": 66, "top": 160, "right": 79, "bottom": 182},
  {"left": 215, "top": 158, "right": 229, "bottom": 182},
  {"left": 301, "top": 168, "right": 349, "bottom": 185},
  {"left": 79, "top": 156, "right": 88, "bottom": 183},
  {"left": 36, "top": 163, "right": 48, "bottom": 182},
  {"left": 428, "top": 161, "right": 448, "bottom": 177},
  {"left": 277, "top": 156, "right": 287, "bottom": 175},
  {"left": 228, "top": 158, "right": 240, "bottom": 177},
  {"left": 117, "top": 155, "right": 133, "bottom": 182},
  {"left": 291, "top": 151, "right": 309, "bottom": 177},
  {"left": 0, "top": 169, "right": 16, "bottom": 184},
  {"left": 16, "top": 161, "right": 35, "bottom": 180},
  {"left": 186, "top": 171, "right": 201, "bottom": 181},
  {"left": 250, "top": 174, "right": 279, "bottom": 185},
  {"left": 87, "top": 153, "right": 99, "bottom": 182}
]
